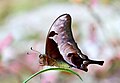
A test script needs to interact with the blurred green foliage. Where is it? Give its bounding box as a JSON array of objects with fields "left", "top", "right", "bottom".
[{"left": 0, "top": 0, "right": 120, "bottom": 24}]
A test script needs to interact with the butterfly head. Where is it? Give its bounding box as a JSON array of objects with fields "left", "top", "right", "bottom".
[{"left": 39, "top": 54, "right": 47, "bottom": 66}]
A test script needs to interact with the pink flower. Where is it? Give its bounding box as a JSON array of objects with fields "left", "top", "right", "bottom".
[
  {"left": 24, "top": 53, "right": 39, "bottom": 71},
  {"left": 8, "top": 61, "right": 21, "bottom": 74},
  {"left": 0, "top": 33, "right": 13, "bottom": 52},
  {"left": 90, "top": 0, "right": 98, "bottom": 7},
  {"left": 89, "top": 23, "right": 97, "bottom": 43}
]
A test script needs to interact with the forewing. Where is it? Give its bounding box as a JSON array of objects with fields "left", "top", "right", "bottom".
[{"left": 45, "top": 14, "right": 82, "bottom": 64}]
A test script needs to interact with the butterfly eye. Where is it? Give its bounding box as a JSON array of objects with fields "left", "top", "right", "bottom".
[{"left": 39, "top": 54, "right": 43, "bottom": 58}]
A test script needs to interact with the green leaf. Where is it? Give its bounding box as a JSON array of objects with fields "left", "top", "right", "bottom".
[{"left": 23, "top": 67, "right": 83, "bottom": 83}]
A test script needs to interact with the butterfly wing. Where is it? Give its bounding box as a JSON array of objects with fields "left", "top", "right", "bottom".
[
  {"left": 45, "top": 14, "right": 104, "bottom": 72},
  {"left": 45, "top": 14, "right": 71, "bottom": 61}
]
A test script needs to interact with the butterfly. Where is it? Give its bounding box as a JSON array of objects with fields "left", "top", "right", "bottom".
[{"left": 37, "top": 14, "right": 104, "bottom": 72}]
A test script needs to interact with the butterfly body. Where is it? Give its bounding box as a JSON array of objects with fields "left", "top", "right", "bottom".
[{"left": 40, "top": 14, "right": 104, "bottom": 72}]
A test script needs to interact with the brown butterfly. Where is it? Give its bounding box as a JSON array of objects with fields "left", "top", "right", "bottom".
[{"left": 37, "top": 14, "right": 104, "bottom": 72}]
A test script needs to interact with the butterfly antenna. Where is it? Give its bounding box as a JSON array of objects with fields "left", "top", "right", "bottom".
[{"left": 30, "top": 47, "right": 41, "bottom": 54}]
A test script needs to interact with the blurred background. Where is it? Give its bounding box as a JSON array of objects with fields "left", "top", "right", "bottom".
[{"left": 0, "top": 0, "right": 120, "bottom": 83}]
